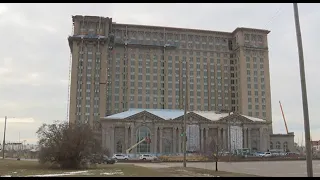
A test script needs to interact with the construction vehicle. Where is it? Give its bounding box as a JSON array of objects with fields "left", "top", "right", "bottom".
[
  {"left": 125, "top": 137, "right": 151, "bottom": 154},
  {"left": 279, "top": 101, "right": 289, "bottom": 134}
]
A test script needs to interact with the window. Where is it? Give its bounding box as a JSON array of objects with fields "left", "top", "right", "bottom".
[
  {"left": 270, "top": 142, "right": 273, "bottom": 149},
  {"left": 136, "top": 126, "right": 151, "bottom": 153},
  {"left": 276, "top": 141, "right": 281, "bottom": 149}
]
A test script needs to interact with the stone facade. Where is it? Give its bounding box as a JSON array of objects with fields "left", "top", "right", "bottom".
[
  {"left": 100, "top": 110, "right": 282, "bottom": 155},
  {"left": 270, "top": 133, "right": 295, "bottom": 152}
]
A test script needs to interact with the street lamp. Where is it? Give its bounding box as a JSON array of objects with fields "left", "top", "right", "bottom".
[
  {"left": 2, "top": 116, "right": 7, "bottom": 159},
  {"left": 2, "top": 116, "right": 15, "bottom": 159}
]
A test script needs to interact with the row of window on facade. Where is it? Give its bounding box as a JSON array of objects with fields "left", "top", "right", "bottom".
[
  {"left": 244, "top": 34, "right": 264, "bottom": 42},
  {"left": 114, "top": 30, "right": 230, "bottom": 44},
  {"left": 270, "top": 141, "right": 288, "bottom": 151},
  {"left": 79, "top": 46, "right": 265, "bottom": 60},
  {"left": 108, "top": 103, "right": 229, "bottom": 113}
]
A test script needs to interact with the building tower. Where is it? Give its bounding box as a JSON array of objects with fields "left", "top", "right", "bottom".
[{"left": 67, "top": 16, "right": 272, "bottom": 133}]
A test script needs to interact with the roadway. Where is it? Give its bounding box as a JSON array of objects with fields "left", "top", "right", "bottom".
[{"left": 134, "top": 160, "right": 320, "bottom": 177}]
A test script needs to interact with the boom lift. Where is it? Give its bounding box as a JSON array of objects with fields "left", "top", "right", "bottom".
[
  {"left": 279, "top": 101, "right": 289, "bottom": 134},
  {"left": 125, "top": 137, "right": 151, "bottom": 154}
]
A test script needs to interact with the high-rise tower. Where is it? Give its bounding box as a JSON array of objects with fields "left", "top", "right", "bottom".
[{"left": 68, "top": 15, "right": 272, "bottom": 132}]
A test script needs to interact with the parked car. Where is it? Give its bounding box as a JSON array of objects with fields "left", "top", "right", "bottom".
[
  {"left": 286, "top": 152, "right": 300, "bottom": 157},
  {"left": 89, "top": 154, "right": 104, "bottom": 164},
  {"left": 112, "top": 154, "right": 129, "bottom": 160},
  {"left": 102, "top": 155, "right": 116, "bottom": 164},
  {"left": 139, "top": 154, "right": 157, "bottom": 161},
  {"left": 253, "top": 152, "right": 264, "bottom": 157},
  {"left": 259, "top": 152, "right": 272, "bottom": 157}
]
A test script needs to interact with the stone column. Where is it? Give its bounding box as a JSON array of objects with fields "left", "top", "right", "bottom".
[
  {"left": 243, "top": 127, "right": 247, "bottom": 148},
  {"left": 130, "top": 125, "right": 135, "bottom": 154},
  {"left": 178, "top": 128, "right": 182, "bottom": 153},
  {"left": 205, "top": 128, "right": 209, "bottom": 153},
  {"left": 223, "top": 128, "right": 227, "bottom": 150},
  {"left": 172, "top": 127, "right": 176, "bottom": 153},
  {"left": 124, "top": 125, "right": 129, "bottom": 152},
  {"left": 248, "top": 128, "right": 251, "bottom": 150},
  {"left": 110, "top": 126, "right": 115, "bottom": 155},
  {"left": 159, "top": 127, "right": 163, "bottom": 154},
  {"left": 200, "top": 128, "right": 203, "bottom": 152},
  {"left": 217, "top": 127, "right": 221, "bottom": 145},
  {"left": 153, "top": 126, "right": 158, "bottom": 154},
  {"left": 259, "top": 127, "right": 264, "bottom": 151},
  {"left": 102, "top": 128, "right": 106, "bottom": 149}
]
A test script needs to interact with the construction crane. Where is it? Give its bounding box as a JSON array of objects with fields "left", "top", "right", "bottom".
[
  {"left": 125, "top": 137, "right": 151, "bottom": 154},
  {"left": 279, "top": 101, "right": 289, "bottom": 134}
]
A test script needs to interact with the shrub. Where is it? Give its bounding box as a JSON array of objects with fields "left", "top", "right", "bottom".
[{"left": 36, "top": 121, "right": 103, "bottom": 169}]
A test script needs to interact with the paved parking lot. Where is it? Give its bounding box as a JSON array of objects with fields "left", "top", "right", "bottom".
[{"left": 134, "top": 160, "right": 320, "bottom": 177}]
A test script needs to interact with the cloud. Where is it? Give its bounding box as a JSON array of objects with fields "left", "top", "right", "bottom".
[{"left": 0, "top": 3, "right": 319, "bottom": 144}]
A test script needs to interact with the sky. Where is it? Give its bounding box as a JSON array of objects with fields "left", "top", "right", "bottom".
[{"left": 0, "top": 3, "right": 319, "bottom": 145}]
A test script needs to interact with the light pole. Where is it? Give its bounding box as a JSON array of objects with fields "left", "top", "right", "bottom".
[
  {"left": 2, "top": 116, "right": 7, "bottom": 159},
  {"left": 293, "top": 3, "right": 313, "bottom": 177},
  {"left": 183, "top": 61, "right": 189, "bottom": 168}
]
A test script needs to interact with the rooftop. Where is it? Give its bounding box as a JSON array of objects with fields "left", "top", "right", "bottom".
[
  {"left": 72, "top": 15, "right": 270, "bottom": 35},
  {"left": 103, "top": 109, "right": 266, "bottom": 122}
]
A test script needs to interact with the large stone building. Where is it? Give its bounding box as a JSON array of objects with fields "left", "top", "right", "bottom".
[
  {"left": 101, "top": 109, "right": 294, "bottom": 155},
  {"left": 67, "top": 15, "right": 272, "bottom": 133}
]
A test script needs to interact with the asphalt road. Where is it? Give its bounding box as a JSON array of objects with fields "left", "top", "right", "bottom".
[{"left": 134, "top": 160, "right": 320, "bottom": 177}]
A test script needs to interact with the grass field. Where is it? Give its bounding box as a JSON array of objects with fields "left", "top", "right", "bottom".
[
  {"left": 158, "top": 167, "right": 259, "bottom": 177},
  {"left": 0, "top": 159, "right": 257, "bottom": 177},
  {"left": 0, "top": 159, "right": 166, "bottom": 177}
]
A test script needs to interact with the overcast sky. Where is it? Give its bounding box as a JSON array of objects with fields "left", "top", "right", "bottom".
[{"left": 0, "top": 3, "right": 319, "bottom": 145}]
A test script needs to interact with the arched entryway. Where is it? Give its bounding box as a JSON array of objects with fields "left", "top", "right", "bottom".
[{"left": 136, "top": 126, "right": 151, "bottom": 154}]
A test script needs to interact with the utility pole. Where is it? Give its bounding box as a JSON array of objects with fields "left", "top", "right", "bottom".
[
  {"left": 2, "top": 116, "right": 7, "bottom": 159},
  {"left": 293, "top": 3, "right": 313, "bottom": 177},
  {"left": 183, "top": 61, "right": 188, "bottom": 168},
  {"left": 18, "top": 132, "right": 20, "bottom": 160}
]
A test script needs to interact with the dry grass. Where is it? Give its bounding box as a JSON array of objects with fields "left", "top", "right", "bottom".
[
  {"left": 158, "top": 167, "right": 259, "bottom": 177},
  {"left": 0, "top": 159, "right": 166, "bottom": 177}
]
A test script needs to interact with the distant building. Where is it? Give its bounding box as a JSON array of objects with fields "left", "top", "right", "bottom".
[
  {"left": 67, "top": 15, "right": 273, "bottom": 134},
  {"left": 100, "top": 109, "right": 293, "bottom": 155},
  {"left": 311, "top": 140, "right": 320, "bottom": 152}
]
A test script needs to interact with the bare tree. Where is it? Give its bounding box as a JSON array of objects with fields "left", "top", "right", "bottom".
[
  {"left": 207, "top": 139, "right": 225, "bottom": 171},
  {"left": 36, "top": 121, "right": 103, "bottom": 169}
]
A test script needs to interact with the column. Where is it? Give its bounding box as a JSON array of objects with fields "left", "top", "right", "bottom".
[
  {"left": 248, "top": 128, "right": 251, "bottom": 150},
  {"left": 205, "top": 128, "right": 209, "bottom": 153},
  {"left": 178, "top": 128, "right": 182, "bottom": 153},
  {"left": 153, "top": 126, "right": 158, "bottom": 154},
  {"left": 200, "top": 128, "right": 204, "bottom": 152},
  {"left": 217, "top": 127, "right": 221, "bottom": 145},
  {"left": 124, "top": 126, "right": 129, "bottom": 152},
  {"left": 243, "top": 127, "right": 247, "bottom": 148},
  {"left": 159, "top": 127, "right": 163, "bottom": 154},
  {"left": 102, "top": 128, "right": 106, "bottom": 149},
  {"left": 130, "top": 125, "right": 135, "bottom": 154},
  {"left": 110, "top": 126, "right": 115, "bottom": 155},
  {"left": 259, "top": 128, "right": 264, "bottom": 151},
  {"left": 172, "top": 127, "right": 176, "bottom": 153},
  {"left": 223, "top": 128, "right": 227, "bottom": 150}
]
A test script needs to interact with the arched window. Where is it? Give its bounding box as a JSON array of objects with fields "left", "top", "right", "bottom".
[
  {"left": 276, "top": 141, "right": 281, "bottom": 150},
  {"left": 136, "top": 126, "right": 151, "bottom": 154},
  {"left": 270, "top": 142, "right": 273, "bottom": 150},
  {"left": 283, "top": 142, "right": 288, "bottom": 152}
]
